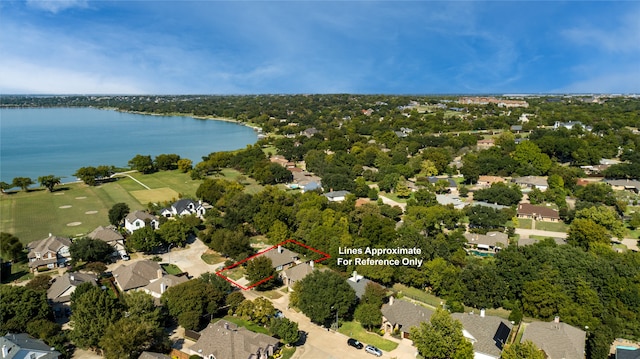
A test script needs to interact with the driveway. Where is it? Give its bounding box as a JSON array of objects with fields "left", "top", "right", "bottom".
[
  {"left": 515, "top": 228, "right": 639, "bottom": 251},
  {"left": 243, "top": 290, "right": 417, "bottom": 359}
]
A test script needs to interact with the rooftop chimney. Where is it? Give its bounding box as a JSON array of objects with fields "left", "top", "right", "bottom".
[
  {"left": 309, "top": 260, "right": 314, "bottom": 269},
  {"left": 157, "top": 269, "right": 163, "bottom": 279},
  {"left": 480, "top": 309, "right": 485, "bottom": 318},
  {"left": 160, "top": 282, "right": 167, "bottom": 294},
  {"left": 389, "top": 296, "right": 394, "bottom": 306},
  {"left": 278, "top": 245, "right": 283, "bottom": 254},
  {"left": 2, "top": 344, "right": 8, "bottom": 359},
  {"left": 70, "top": 275, "right": 75, "bottom": 282}
]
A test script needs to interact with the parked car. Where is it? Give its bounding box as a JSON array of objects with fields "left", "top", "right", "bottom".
[
  {"left": 347, "top": 338, "right": 363, "bottom": 349},
  {"left": 365, "top": 345, "right": 382, "bottom": 357}
]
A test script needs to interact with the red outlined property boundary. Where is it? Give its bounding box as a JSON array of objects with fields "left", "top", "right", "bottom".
[{"left": 215, "top": 239, "right": 331, "bottom": 290}]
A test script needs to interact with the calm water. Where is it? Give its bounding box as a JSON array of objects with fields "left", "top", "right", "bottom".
[{"left": 0, "top": 108, "right": 258, "bottom": 183}]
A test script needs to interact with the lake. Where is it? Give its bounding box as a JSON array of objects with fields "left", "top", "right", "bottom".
[{"left": 0, "top": 108, "right": 258, "bottom": 184}]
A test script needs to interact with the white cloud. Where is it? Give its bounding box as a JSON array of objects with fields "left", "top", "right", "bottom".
[
  {"left": 0, "top": 57, "right": 145, "bottom": 94},
  {"left": 561, "top": 8, "right": 640, "bottom": 53},
  {"left": 26, "top": 0, "right": 88, "bottom": 13}
]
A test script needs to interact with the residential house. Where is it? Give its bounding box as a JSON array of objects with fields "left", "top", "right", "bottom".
[
  {"left": 477, "top": 176, "right": 507, "bottom": 188},
  {"left": 26, "top": 234, "right": 71, "bottom": 272},
  {"left": 47, "top": 272, "right": 97, "bottom": 309},
  {"left": 0, "top": 333, "right": 61, "bottom": 359},
  {"left": 160, "top": 199, "right": 206, "bottom": 218},
  {"left": 476, "top": 139, "right": 495, "bottom": 150},
  {"left": 300, "top": 181, "right": 321, "bottom": 193},
  {"left": 87, "top": 225, "right": 126, "bottom": 257},
  {"left": 281, "top": 261, "right": 315, "bottom": 290},
  {"left": 520, "top": 319, "right": 586, "bottom": 359},
  {"left": 512, "top": 176, "right": 548, "bottom": 191},
  {"left": 124, "top": 211, "right": 159, "bottom": 234},
  {"left": 553, "top": 121, "right": 592, "bottom": 132},
  {"left": 300, "top": 127, "right": 319, "bottom": 138},
  {"left": 189, "top": 319, "right": 279, "bottom": 359},
  {"left": 269, "top": 155, "right": 289, "bottom": 167},
  {"left": 346, "top": 271, "right": 379, "bottom": 299},
  {"left": 510, "top": 125, "right": 523, "bottom": 133},
  {"left": 436, "top": 194, "right": 467, "bottom": 210},
  {"left": 381, "top": 297, "right": 434, "bottom": 339},
  {"left": 323, "top": 190, "right": 350, "bottom": 202},
  {"left": 260, "top": 245, "right": 299, "bottom": 271},
  {"left": 452, "top": 310, "right": 513, "bottom": 359},
  {"left": 112, "top": 260, "right": 164, "bottom": 292},
  {"left": 142, "top": 274, "right": 188, "bottom": 299},
  {"left": 471, "top": 201, "right": 510, "bottom": 211},
  {"left": 517, "top": 203, "right": 560, "bottom": 222},
  {"left": 138, "top": 352, "right": 171, "bottom": 359},
  {"left": 464, "top": 231, "right": 509, "bottom": 253},
  {"left": 605, "top": 179, "right": 640, "bottom": 194},
  {"left": 427, "top": 176, "right": 457, "bottom": 189}
]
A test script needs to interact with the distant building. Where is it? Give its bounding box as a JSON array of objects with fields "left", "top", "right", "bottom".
[
  {"left": 476, "top": 139, "right": 495, "bottom": 150},
  {"left": 124, "top": 211, "right": 159, "bottom": 234},
  {"left": 323, "top": 190, "right": 350, "bottom": 202},
  {"left": 517, "top": 203, "right": 560, "bottom": 222},
  {"left": 512, "top": 176, "right": 548, "bottom": 191},
  {"left": 160, "top": 199, "right": 206, "bottom": 218},
  {"left": 464, "top": 231, "right": 509, "bottom": 253}
]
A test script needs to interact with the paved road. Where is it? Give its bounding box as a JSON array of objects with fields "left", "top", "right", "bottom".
[
  {"left": 378, "top": 195, "right": 407, "bottom": 212},
  {"left": 243, "top": 290, "right": 417, "bottom": 359}
]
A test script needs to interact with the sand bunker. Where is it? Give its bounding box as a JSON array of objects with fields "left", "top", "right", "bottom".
[
  {"left": 75, "top": 196, "right": 87, "bottom": 199},
  {"left": 67, "top": 222, "right": 82, "bottom": 226},
  {"left": 59, "top": 205, "right": 72, "bottom": 209},
  {"left": 85, "top": 210, "right": 98, "bottom": 214},
  {"left": 54, "top": 192, "right": 65, "bottom": 196}
]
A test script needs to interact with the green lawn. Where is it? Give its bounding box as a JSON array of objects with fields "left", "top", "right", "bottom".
[
  {"left": 338, "top": 321, "right": 398, "bottom": 352},
  {"left": 379, "top": 192, "right": 410, "bottom": 203},
  {"left": 201, "top": 250, "right": 225, "bottom": 265},
  {"left": 533, "top": 220, "right": 568, "bottom": 232},
  {"left": 225, "top": 266, "right": 246, "bottom": 281},
  {"left": 516, "top": 218, "right": 533, "bottom": 229},
  {"left": 221, "top": 315, "right": 270, "bottom": 335},
  {"left": 1, "top": 170, "right": 205, "bottom": 245},
  {"left": 391, "top": 284, "right": 440, "bottom": 309},
  {"left": 161, "top": 263, "right": 183, "bottom": 275},
  {"left": 278, "top": 346, "right": 296, "bottom": 359}
]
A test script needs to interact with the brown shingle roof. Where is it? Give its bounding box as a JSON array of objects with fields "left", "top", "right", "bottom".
[
  {"left": 260, "top": 246, "right": 299, "bottom": 269},
  {"left": 517, "top": 203, "right": 560, "bottom": 220},
  {"left": 521, "top": 321, "right": 586, "bottom": 359},
  {"left": 190, "top": 320, "right": 279, "bottom": 359},
  {"left": 381, "top": 298, "right": 434, "bottom": 335},
  {"left": 87, "top": 226, "right": 124, "bottom": 243},
  {"left": 113, "top": 260, "right": 163, "bottom": 291},
  {"left": 282, "top": 262, "right": 315, "bottom": 284},
  {"left": 27, "top": 234, "right": 71, "bottom": 259},
  {"left": 47, "top": 272, "right": 98, "bottom": 303}
]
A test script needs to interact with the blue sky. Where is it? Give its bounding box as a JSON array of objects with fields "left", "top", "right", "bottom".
[{"left": 1, "top": 1, "right": 639, "bottom": 94}]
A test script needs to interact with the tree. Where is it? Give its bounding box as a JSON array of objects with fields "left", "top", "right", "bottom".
[
  {"left": 0, "top": 285, "right": 52, "bottom": 333},
  {"left": 473, "top": 182, "right": 522, "bottom": 206},
  {"left": 108, "top": 202, "right": 130, "bottom": 227},
  {"left": 269, "top": 318, "right": 300, "bottom": 346},
  {"left": 162, "top": 278, "right": 226, "bottom": 330},
  {"left": 295, "top": 270, "right": 357, "bottom": 325},
  {"left": 25, "top": 274, "right": 53, "bottom": 292},
  {"left": 69, "top": 237, "right": 114, "bottom": 263},
  {"left": 0, "top": 232, "right": 24, "bottom": 262},
  {"left": 12, "top": 177, "right": 33, "bottom": 192},
  {"left": 74, "top": 166, "right": 99, "bottom": 186},
  {"left": 574, "top": 206, "right": 625, "bottom": 239},
  {"left": 123, "top": 291, "right": 164, "bottom": 325},
  {"left": 511, "top": 141, "right": 552, "bottom": 176},
  {"left": 566, "top": 218, "right": 610, "bottom": 250},
  {"left": 234, "top": 297, "right": 276, "bottom": 325},
  {"left": 410, "top": 308, "right": 474, "bottom": 359},
  {"left": 70, "top": 286, "right": 123, "bottom": 349},
  {"left": 154, "top": 153, "right": 181, "bottom": 171},
  {"left": 501, "top": 340, "right": 545, "bottom": 359},
  {"left": 129, "top": 154, "right": 155, "bottom": 174},
  {"left": 246, "top": 256, "right": 277, "bottom": 291},
  {"left": 0, "top": 181, "right": 12, "bottom": 193},
  {"left": 127, "top": 226, "right": 164, "bottom": 253},
  {"left": 158, "top": 219, "right": 191, "bottom": 247},
  {"left": 177, "top": 158, "right": 193, "bottom": 173},
  {"left": 37, "top": 175, "right": 61, "bottom": 192},
  {"left": 354, "top": 303, "right": 382, "bottom": 330},
  {"left": 225, "top": 291, "right": 246, "bottom": 313},
  {"left": 100, "top": 317, "right": 167, "bottom": 359}
]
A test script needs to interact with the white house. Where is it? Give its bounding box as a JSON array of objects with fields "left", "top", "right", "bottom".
[
  {"left": 160, "top": 199, "right": 206, "bottom": 218},
  {"left": 124, "top": 211, "right": 159, "bottom": 234}
]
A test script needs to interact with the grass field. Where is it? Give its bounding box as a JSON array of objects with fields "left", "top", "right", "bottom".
[
  {"left": 0, "top": 170, "right": 203, "bottom": 245},
  {"left": 201, "top": 250, "right": 225, "bottom": 265},
  {"left": 338, "top": 321, "right": 398, "bottom": 352},
  {"left": 221, "top": 315, "right": 271, "bottom": 335},
  {"left": 533, "top": 220, "right": 568, "bottom": 232},
  {"left": 161, "top": 263, "right": 183, "bottom": 275},
  {"left": 392, "top": 283, "right": 440, "bottom": 309}
]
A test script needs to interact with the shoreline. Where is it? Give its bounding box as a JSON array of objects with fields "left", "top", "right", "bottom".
[{"left": 112, "top": 108, "right": 263, "bottom": 132}]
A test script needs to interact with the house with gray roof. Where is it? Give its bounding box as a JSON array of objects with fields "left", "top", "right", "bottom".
[
  {"left": 142, "top": 274, "right": 188, "bottom": 299},
  {"left": 452, "top": 311, "right": 513, "bottom": 359},
  {"left": 464, "top": 231, "right": 509, "bottom": 253},
  {"left": 26, "top": 234, "right": 72, "bottom": 272},
  {"left": 0, "top": 333, "right": 60, "bottom": 359},
  {"left": 512, "top": 176, "right": 548, "bottom": 191},
  {"left": 87, "top": 225, "right": 126, "bottom": 257},
  {"left": 124, "top": 211, "right": 159, "bottom": 234},
  {"left": 138, "top": 352, "right": 170, "bottom": 359},
  {"left": 323, "top": 190, "right": 350, "bottom": 202},
  {"left": 260, "top": 246, "right": 299, "bottom": 271},
  {"left": 521, "top": 319, "right": 586, "bottom": 359},
  {"left": 112, "top": 260, "right": 164, "bottom": 292},
  {"left": 160, "top": 199, "right": 206, "bottom": 218},
  {"left": 189, "top": 319, "right": 279, "bottom": 359},
  {"left": 47, "top": 272, "right": 97, "bottom": 306},
  {"left": 381, "top": 297, "right": 434, "bottom": 339},
  {"left": 605, "top": 179, "right": 640, "bottom": 194},
  {"left": 346, "top": 271, "right": 378, "bottom": 299},
  {"left": 282, "top": 261, "right": 315, "bottom": 290}
]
